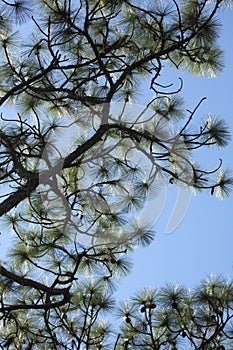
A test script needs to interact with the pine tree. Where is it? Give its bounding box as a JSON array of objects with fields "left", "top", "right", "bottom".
[
  {"left": 0, "top": 0, "right": 232, "bottom": 349},
  {"left": 115, "top": 275, "right": 233, "bottom": 349}
]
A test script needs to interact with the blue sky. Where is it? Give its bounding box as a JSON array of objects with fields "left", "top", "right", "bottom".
[{"left": 116, "top": 8, "right": 233, "bottom": 300}]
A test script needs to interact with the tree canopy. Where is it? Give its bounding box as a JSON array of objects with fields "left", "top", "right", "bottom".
[{"left": 0, "top": 0, "right": 232, "bottom": 349}]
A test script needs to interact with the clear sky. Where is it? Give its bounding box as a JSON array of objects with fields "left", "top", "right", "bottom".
[{"left": 115, "top": 8, "right": 233, "bottom": 300}]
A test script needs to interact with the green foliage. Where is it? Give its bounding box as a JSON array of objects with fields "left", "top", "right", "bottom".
[
  {"left": 0, "top": 0, "right": 231, "bottom": 348},
  {"left": 115, "top": 276, "right": 233, "bottom": 349},
  {"left": 205, "top": 116, "right": 231, "bottom": 147}
]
